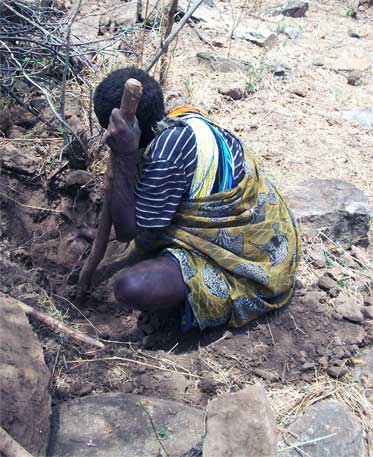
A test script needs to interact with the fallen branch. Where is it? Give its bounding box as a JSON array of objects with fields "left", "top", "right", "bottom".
[
  {"left": 0, "top": 293, "right": 104, "bottom": 349},
  {"left": 143, "top": 0, "right": 205, "bottom": 72},
  {"left": 77, "top": 79, "right": 143, "bottom": 295},
  {"left": 0, "top": 425, "right": 34, "bottom": 457}
]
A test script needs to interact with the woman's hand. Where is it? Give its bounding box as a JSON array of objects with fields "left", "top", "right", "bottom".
[{"left": 105, "top": 108, "right": 141, "bottom": 159}]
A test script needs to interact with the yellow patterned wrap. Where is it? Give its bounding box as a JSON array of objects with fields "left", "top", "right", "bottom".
[{"left": 144, "top": 148, "right": 301, "bottom": 330}]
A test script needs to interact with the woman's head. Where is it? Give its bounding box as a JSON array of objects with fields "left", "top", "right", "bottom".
[{"left": 93, "top": 67, "right": 165, "bottom": 147}]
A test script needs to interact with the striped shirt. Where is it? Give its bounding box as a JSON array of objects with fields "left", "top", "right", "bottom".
[{"left": 135, "top": 116, "right": 245, "bottom": 228}]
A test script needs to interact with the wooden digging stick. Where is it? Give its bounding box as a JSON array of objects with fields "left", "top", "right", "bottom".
[
  {"left": 0, "top": 293, "right": 104, "bottom": 349},
  {"left": 77, "top": 79, "right": 143, "bottom": 295}
]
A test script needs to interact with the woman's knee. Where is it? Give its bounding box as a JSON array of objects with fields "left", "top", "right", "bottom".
[{"left": 114, "top": 271, "right": 144, "bottom": 305}]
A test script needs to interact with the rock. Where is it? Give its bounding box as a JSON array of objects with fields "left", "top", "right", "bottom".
[
  {"left": 288, "top": 82, "right": 307, "bottom": 97},
  {"left": 271, "top": 64, "right": 291, "bottom": 79},
  {"left": 347, "top": 70, "right": 363, "bottom": 86},
  {"left": 0, "top": 109, "right": 11, "bottom": 133},
  {"left": 1, "top": 143, "right": 39, "bottom": 176},
  {"left": 64, "top": 170, "right": 94, "bottom": 188},
  {"left": 334, "top": 295, "right": 364, "bottom": 323},
  {"left": 339, "top": 107, "right": 373, "bottom": 128},
  {"left": 203, "top": 385, "right": 277, "bottom": 457},
  {"left": 326, "top": 55, "right": 370, "bottom": 73},
  {"left": 56, "top": 233, "right": 88, "bottom": 269},
  {"left": 272, "top": 1, "right": 309, "bottom": 17},
  {"left": 253, "top": 368, "right": 279, "bottom": 382},
  {"left": 301, "top": 362, "right": 315, "bottom": 371},
  {"left": 218, "top": 84, "right": 246, "bottom": 100},
  {"left": 336, "top": 323, "right": 365, "bottom": 346},
  {"left": 362, "top": 306, "right": 373, "bottom": 319},
  {"left": 0, "top": 294, "right": 51, "bottom": 455},
  {"left": 364, "top": 296, "right": 373, "bottom": 307},
  {"left": 234, "top": 28, "right": 277, "bottom": 48},
  {"left": 5, "top": 125, "right": 27, "bottom": 138},
  {"left": 283, "top": 26, "right": 301, "bottom": 39},
  {"left": 280, "top": 400, "right": 366, "bottom": 457},
  {"left": 352, "top": 348, "right": 373, "bottom": 399},
  {"left": 178, "top": 0, "right": 222, "bottom": 25},
  {"left": 309, "top": 252, "right": 326, "bottom": 269},
  {"left": 196, "top": 52, "right": 248, "bottom": 73},
  {"left": 318, "top": 274, "right": 338, "bottom": 292},
  {"left": 327, "top": 364, "right": 348, "bottom": 378},
  {"left": 284, "top": 179, "right": 371, "bottom": 245},
  {"left": 48, "top": 393, "right": 204, "bottom": 457}
]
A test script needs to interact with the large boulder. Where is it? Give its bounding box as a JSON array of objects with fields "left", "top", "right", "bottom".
[
  {"left": 0, "top": 295, "right": 51, "bottom": 456},
  {"left": 48, "top": 393, "right": 204, "bottom": 457},
  {"left": 284, "top": 179, "right": 371, "bottom": 245},
  {"left": 280, "top": 400, "right": 366, "bottom": 457},
  {"left": 203, "top": 385, "right": 277, "bottom": 457}
]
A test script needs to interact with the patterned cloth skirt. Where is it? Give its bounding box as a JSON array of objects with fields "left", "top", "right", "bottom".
[{"left": 139, "top": 149, "right": 301, "bottom": 331}]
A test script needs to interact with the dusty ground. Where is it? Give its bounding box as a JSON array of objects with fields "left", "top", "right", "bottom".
[{"left": 0, "top": 0, "right": 372, "bottom": 451}]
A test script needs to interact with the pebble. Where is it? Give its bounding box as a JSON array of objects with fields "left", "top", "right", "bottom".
[
  {"left": 288, "top": 83, "right": 307, "bottom": 97},
  {"left": 362, "top": 306, "right": 373, "bottom": 319},
  {"left": 334, "top": 295, "right": 364, "bottom": 323},
  {"left": 318, "top": 275, "right": 338, "bottom": 292},
  {"left": 327, "top": 365, "right": 348, "bottom": 379},
  {"left": 253, "top": 368, "right": 279, "bottom": 382}
]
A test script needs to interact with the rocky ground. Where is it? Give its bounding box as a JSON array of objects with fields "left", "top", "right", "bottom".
[{"left": 0, "top": 0, "right": 372, "bottom": 456}]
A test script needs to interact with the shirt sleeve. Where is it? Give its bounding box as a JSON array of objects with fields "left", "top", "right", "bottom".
[{"left": 135, "top": 127, "right": 190, "bottom": 228}]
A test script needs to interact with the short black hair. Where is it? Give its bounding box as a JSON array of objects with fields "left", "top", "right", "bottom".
[{"left": 93, "top": 67, "right": 165, "bottom": 147}]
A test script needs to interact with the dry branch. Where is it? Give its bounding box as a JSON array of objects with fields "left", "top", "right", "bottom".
[
  {"left": 0, "top": 293, "right": 104, "bottom": 349},
  {"left": 143, "top": 0, "right": 205, "bottom": 72},
  {"left": 77, "top": 79, "right": 143, "bottom": 295},
  {"left": 159, "top": 0, "right": 178, "bottom": 86},
  {"left": 0, "top": 425, "right": 34, "bottom": 457}
]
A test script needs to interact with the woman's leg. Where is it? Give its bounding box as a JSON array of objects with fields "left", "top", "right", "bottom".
[{"left": 114, "top": 256, "right": 185, "bottom": 311}]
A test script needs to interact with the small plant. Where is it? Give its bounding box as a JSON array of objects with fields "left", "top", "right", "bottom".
[{"left": 346, "top": 5, "right": 357, "bottom": 18}]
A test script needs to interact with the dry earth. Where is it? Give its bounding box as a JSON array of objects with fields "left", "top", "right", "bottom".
[{"left": 1, "top": 0, "right": 372, "bottom": 454}]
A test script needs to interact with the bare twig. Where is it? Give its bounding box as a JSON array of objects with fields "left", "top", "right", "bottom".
[
  {"left": 143, "top": 0, "right": 205, "bottom": 72},
  {"left": 60, "top": 0, "right": 84, "bottom": 159},
  {"left": 0, "top": 425, "right": 33, "bottom": 457},
  {"left": 140, "top": 401, "right": 170, "bottom": 456},
  {"left": 159, "top": 0, "right": 178, "bottom": 86},
  {"left": 0, "top": 293, "right": 104, "bottom": 349}
]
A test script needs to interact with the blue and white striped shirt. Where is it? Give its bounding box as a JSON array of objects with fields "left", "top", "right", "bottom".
[{"left": 135, "top": 118, "right": 245, "bottom": 228}]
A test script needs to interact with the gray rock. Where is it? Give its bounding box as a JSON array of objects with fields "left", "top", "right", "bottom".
[
  {"left": 334, "top": 295, "right": 364, "bottom": 322},
  {"left": 64, "top": 170, "right": 94, "bottom": 188},
  {"left": 48, "top": 393, "right": 204, "bottom": 457},
  {"left": 288, "top": 82, "right": 308, "bottom": 97},
  {"left": 318, "top": 274, "right": 338, "bottom": 292},
  {"left": 272, "top": 1, "right": 309, "bottom": 17},
  {"left": 0, "top": 293, "right": 51, "bottom": 456},
  {"left": 218, "top": 84, "right": 246, "bottom": 100},
  {"left": 280, "top": 400, "right": 366, "bottom": 457},
  {"left": 362, "top": 306, "right": 373, "bottom": 319},
  {"left": 271, "top": 64, "right": 291, "bottom": 79},
  {"left": 336, "top": 323, "right": 365, "bottom": 345},
  {"left": 352, "top": 348, "right": 373, "bottom": 401},
  {"left": 327, "top": 364, "right": 348, "bottom": 379},
  {"left": 284, "top": 179, "right": 371, "bottom": 245},
  {"left": 347, "top": 70, "right": 363, "bottom": 86},
  {"left": 234, "top": 28, "right": 277, "bottom": 48},
  {"left": 309, "top": 252, "right": 327, "bottom": 269},
  {"left": 340, "top": 107, "right": 373, "bottom": 128},
  {"left": 196, "top": 52, "right": 248, "bottom": 73},
  {"left": 283, "top": 26, "right": 301, "bottom": 39},
  {"left": 1, "top": 143, "right": 39, "bottom": 176},
  {"left": 203, "top": 385, "right": 277, "bottom": 457}
]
